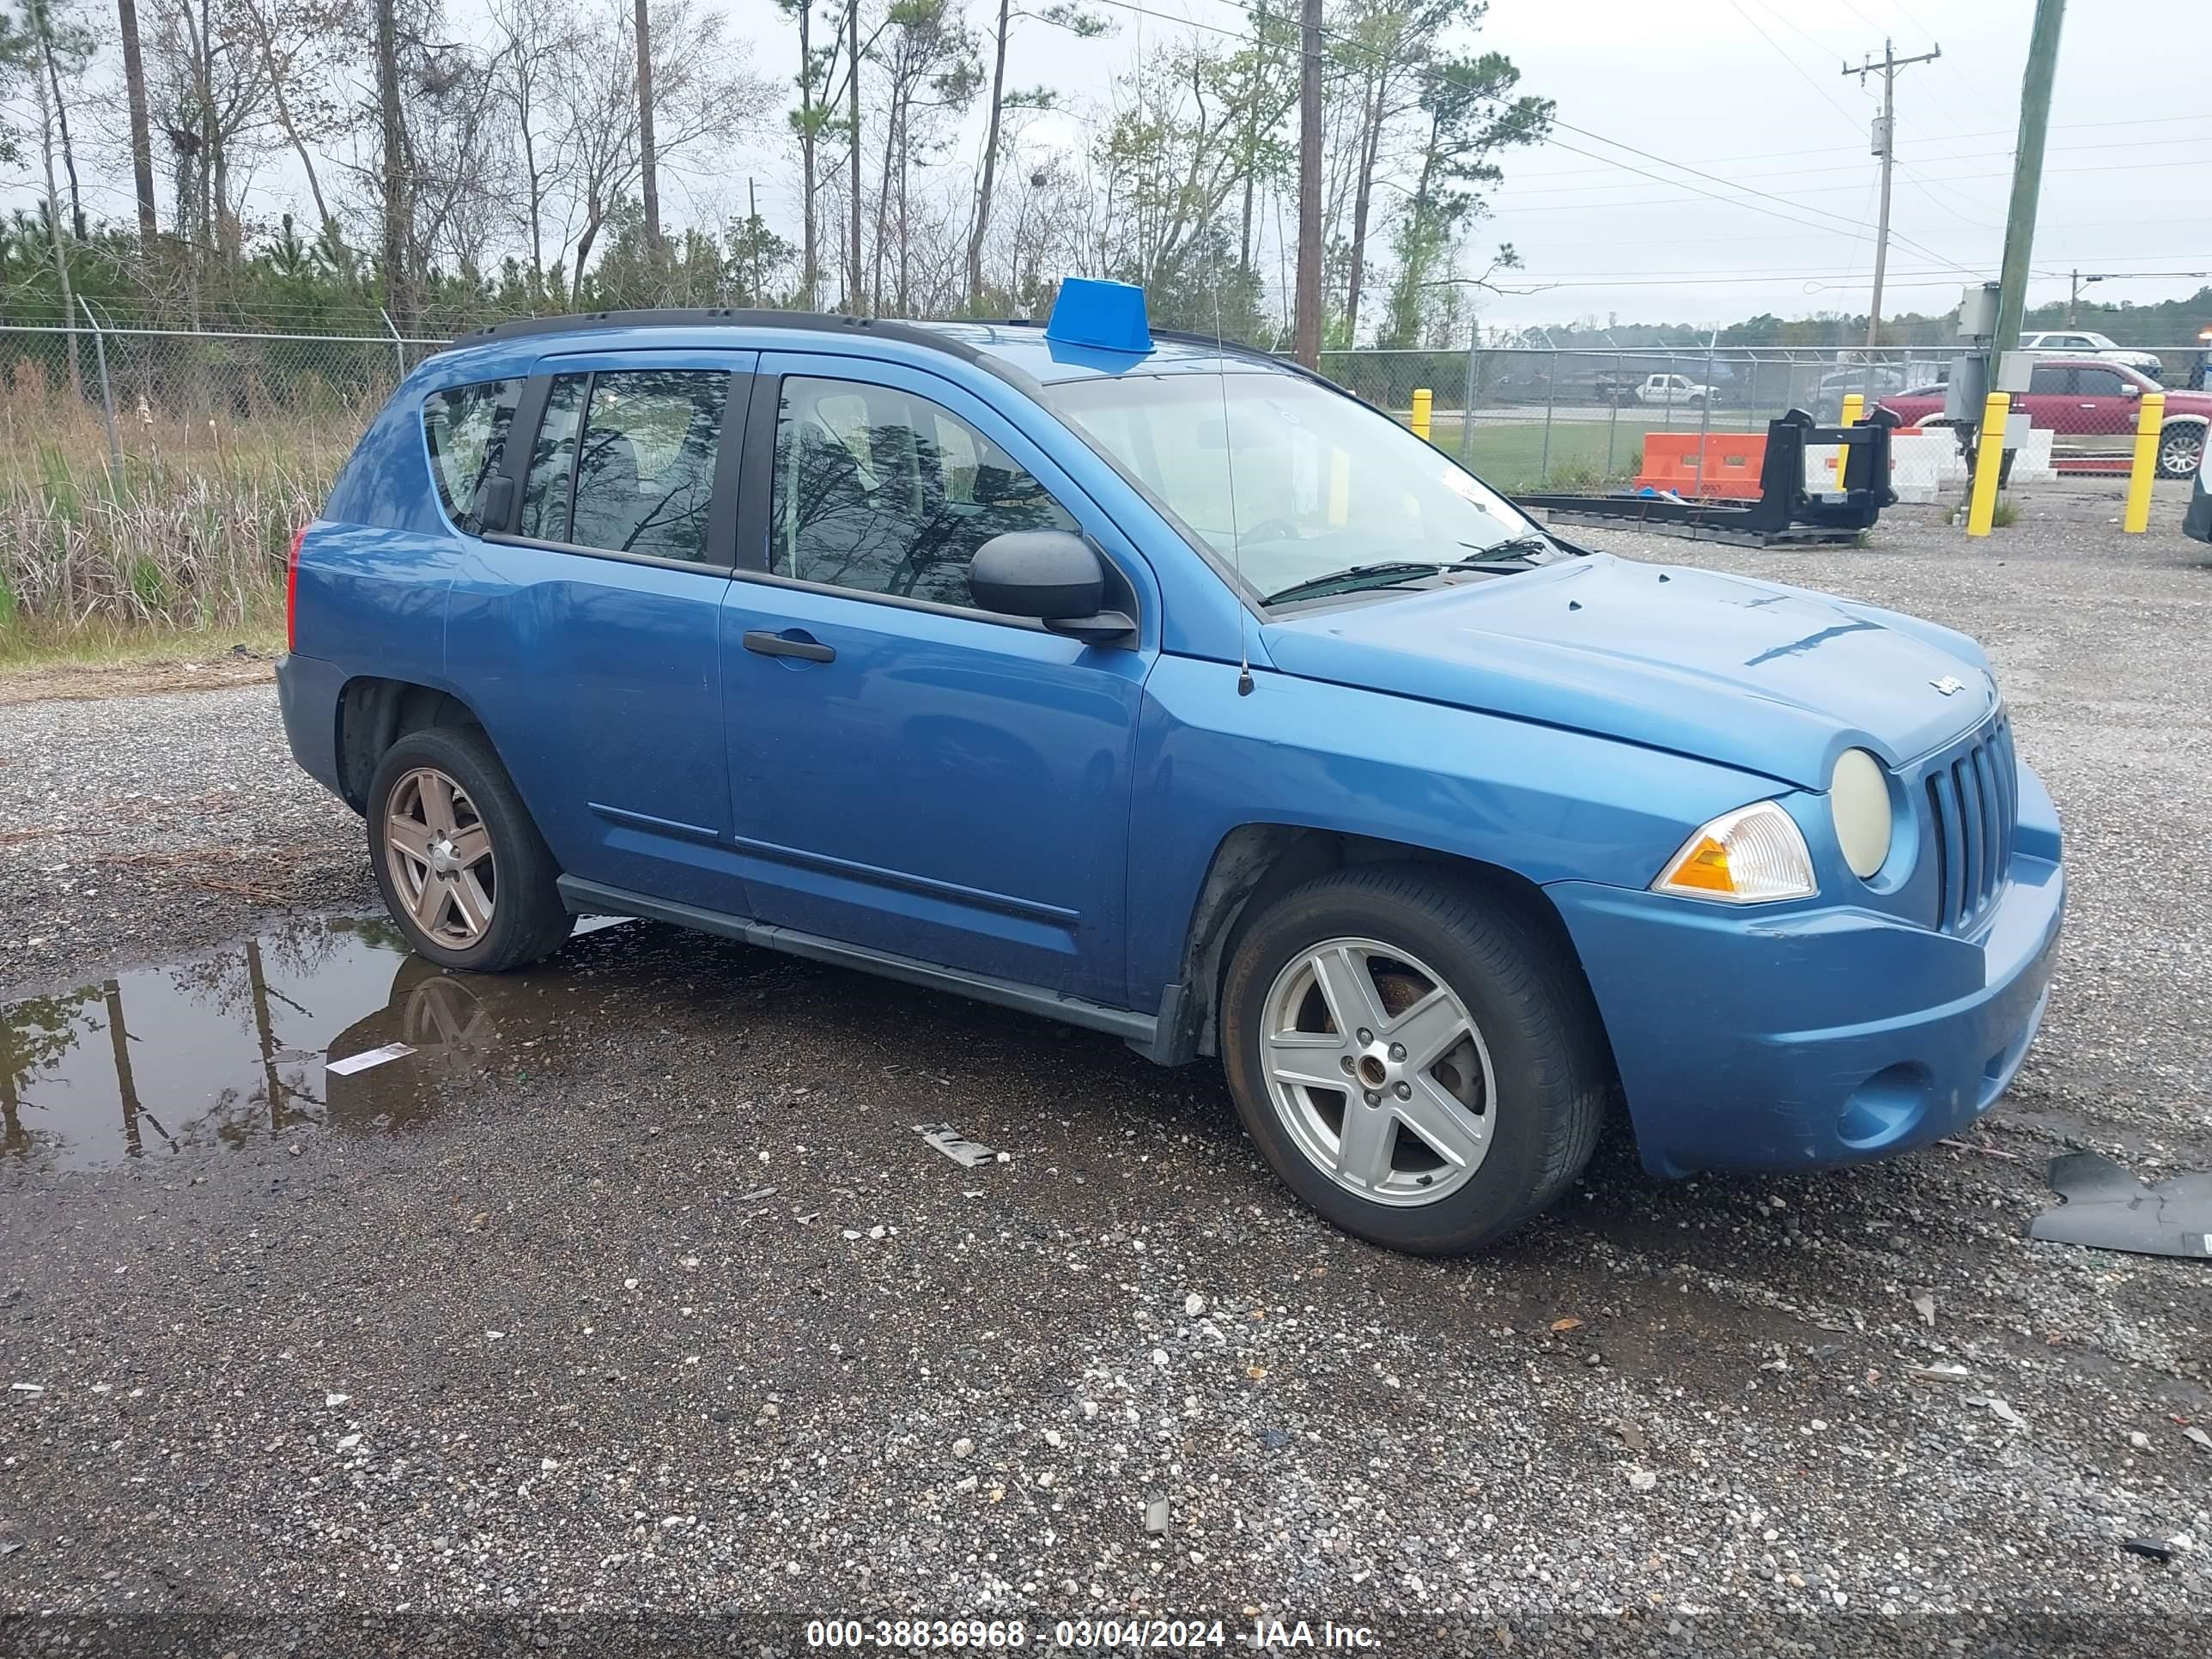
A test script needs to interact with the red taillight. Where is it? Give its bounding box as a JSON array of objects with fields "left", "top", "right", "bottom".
[{"left": 286, "top": 523, "right": 308, "bottom": 652}]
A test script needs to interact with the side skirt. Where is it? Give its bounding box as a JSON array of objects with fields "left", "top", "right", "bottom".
[{"left": 558, "top": 875, "right": 1178, "bottom": 1058}]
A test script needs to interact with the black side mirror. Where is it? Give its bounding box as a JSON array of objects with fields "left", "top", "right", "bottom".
[{"left": 969, "top": 531, "right": 1133, "bottom": 646}]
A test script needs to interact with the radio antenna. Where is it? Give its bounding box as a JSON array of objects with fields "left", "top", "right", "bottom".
[{"left": 1209, "top": 239, "right": 1255, "bottom": 696}]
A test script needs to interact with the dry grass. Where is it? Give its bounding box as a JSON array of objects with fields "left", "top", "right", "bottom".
[{"left": 0, "top": 366, "right": 347, "bottom": 653}]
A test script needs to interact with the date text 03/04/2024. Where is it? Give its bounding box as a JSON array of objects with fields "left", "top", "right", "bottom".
[{"left": 803, "top": 1618, "right": 1383, "bottom": 1650}]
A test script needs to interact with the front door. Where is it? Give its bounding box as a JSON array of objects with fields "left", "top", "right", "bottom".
[
  {"left": 720, "top": 355, "right": 1152, "bottom": 1005},
  {"left": 447, "top": 349, "right": 753, "bottom": 912}
]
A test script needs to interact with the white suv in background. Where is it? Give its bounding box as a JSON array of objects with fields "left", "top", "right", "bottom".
[{"left": 2020, "top": 331, "right": 2165, "bottom": 379}]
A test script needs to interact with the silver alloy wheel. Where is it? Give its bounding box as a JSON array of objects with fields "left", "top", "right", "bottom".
[
  {"left": 2160, "top": 426, "right": 2203, "bottom": 478},
  {"left": 1258, "top": 936, "right": 1496, "bottom": 1207},
  {"left": 384, "top": 767, "right": 496, "bottom": 949}
]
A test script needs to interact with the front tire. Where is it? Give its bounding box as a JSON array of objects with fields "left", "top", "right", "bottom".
[
  {"left": 367, "top": 726, "right": 572, "bottom": 972},
  {"left": 1219, "top": 865, "right": 1609, "bottom": 1254}
]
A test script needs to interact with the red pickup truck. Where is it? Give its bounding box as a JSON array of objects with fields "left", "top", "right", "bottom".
[{"left": 1881, "top": 357, "right": 2209, "bottom": 479}]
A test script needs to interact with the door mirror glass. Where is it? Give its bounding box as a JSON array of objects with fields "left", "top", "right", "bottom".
[{"left": 969, "top": 531, "right": 1105, "bottom": 620}]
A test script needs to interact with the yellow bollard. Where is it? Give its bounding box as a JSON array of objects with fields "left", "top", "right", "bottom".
[
  {"left": 1832, "top": 392, "right": 1864, "bottom": 487},
  {"left": 1965, "top": 392, "right": 2009, "bottom": 538},
  {"left": 2122, "top": 391, "right": 2166, "bottom": 534},
  {"left": 1411, "top": 387, "right": 1433, "bottom": 443}
]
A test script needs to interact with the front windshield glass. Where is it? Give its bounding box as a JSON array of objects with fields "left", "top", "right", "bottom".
[{"left": 1049, "top": 370, "right": 1544, "bottom": 600}]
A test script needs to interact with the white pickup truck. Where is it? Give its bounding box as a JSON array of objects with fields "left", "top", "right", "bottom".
[{"left": 1632, "top": 372, "right": 1718, "bottom": 407}]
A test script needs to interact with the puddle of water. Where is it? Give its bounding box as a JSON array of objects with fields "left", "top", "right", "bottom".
[{"left": 0, "top": 915, "right": 629, "bottom": 1171}]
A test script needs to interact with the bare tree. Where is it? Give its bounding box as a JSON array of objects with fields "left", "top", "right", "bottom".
[
  {"left": 374, "top": 0, "right": 407, "bottom": 319},
  {"left": 528, "top": 0, "right": 771, "bottom": 305},
  {"left": 966, "top": 1, "right": 1105, "bottom": 309},
  {"left": 634, "top": 0, "right": 658, "bottom": 247},
  {"left": 489, "top": 0, "right": 580, "bottom": 299},
  {"left": 117, "top": 0, "right": 161, "bottom": 245}
]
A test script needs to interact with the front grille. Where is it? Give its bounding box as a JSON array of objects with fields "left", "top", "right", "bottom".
[{"left": 1923, "top": 714, "right": 2019, "bottom": 933}]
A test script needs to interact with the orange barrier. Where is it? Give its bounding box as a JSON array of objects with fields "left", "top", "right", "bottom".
[{"left": 1634, "top": 432, "right": 1767, "bottom": 500}]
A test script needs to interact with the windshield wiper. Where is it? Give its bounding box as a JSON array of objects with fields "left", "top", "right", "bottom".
[
  {"left": 1261, "top": 535, "right": 1575, "bottom": 606},
  {"left": 1450, "top": 533, "right": 1566, "bottom": 568},
  {"left": 1260, "top": 562, "right": 1449, "bottom": 606}
]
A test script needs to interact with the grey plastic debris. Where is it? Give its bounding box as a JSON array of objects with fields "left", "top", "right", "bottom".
[
  {"left": 2184, "top": 1426, "right": 2212, "bottom": 1453},
  {"left": 1143, "top": 1497, "right": 1170, "bottom": 1534},
  {"left": 2027, "top": 1152, "right": 2212, "bottom": 1260},
  {"left": 915, "top": 1121, "right": 998, "bottom": 1169},
  {"left": 2123, "top": 1538, "right": 2175, "bottom": 1563},
  {"left": 1911, "top": 1291, "right": 1936, "bottom": 1328},
  {"left": 1965, "top": 1394, "right": 2026, "bottom": 1427}
]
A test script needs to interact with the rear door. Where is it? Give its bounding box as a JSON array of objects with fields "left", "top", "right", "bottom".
[
  {"left": 2065, "top": 364, "right": 2142, "bottom": 459},
  {"left": 446, "top": 349, "right": 755, "bottom": 913}
]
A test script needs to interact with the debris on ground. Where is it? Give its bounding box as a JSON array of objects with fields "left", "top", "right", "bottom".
[
  {"left": 914, "top": 1121, "right": 998, "bottom": 1168},
  {"left": 1143, "top": 1497, "right": 1169, "bottom": 1534},
  {"left": 1963, "top": 1395, "right": 2026, "bottom": 1427},
  {"left": 2027, "top": 1152, "right": 2212, "bottom": 1259},
  {"left": 2123, "top": 1538, "right": 2175, "bottom": 1563},
  {"left": 325, "top": 1041, "right": 415, "bottom": 1076}
]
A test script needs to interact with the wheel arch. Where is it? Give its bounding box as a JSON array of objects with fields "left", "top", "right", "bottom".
[
  {"left": 1157, "top": 823, "right": 1607, "bottom": 1072},
  {"left": 336, "top": 676, "right": 489, "bottom": 811}
]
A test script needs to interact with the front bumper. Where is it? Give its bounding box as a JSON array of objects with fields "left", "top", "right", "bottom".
[{"left": 1549, "top": 762, "right": 2065, "bottom": 1178}]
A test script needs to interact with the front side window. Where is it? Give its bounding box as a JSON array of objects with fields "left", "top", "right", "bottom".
[
  {"left": 1050, "top": 370, "right": 1541, "bottom": 602},
  {"left": 423, "top": 379, "right": 520, "bottom": 533},
  {"left": 771, "top": 375, "right": 1079, "bottom": 607},
  {"left": 518, "top": 369, "right": 728, "bottom": 561},
  {"left": 2074, "top": 368, "right": 2128, "bottom": 398}
]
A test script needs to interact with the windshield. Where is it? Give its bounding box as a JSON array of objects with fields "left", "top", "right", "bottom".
[{"left": 1049, "top": 370, "right": 1545, "bottom": 602}]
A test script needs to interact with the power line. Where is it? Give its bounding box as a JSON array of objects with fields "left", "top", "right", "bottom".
[{"left": 1084, "top": 0, "right": 1982, "bottom": 274}]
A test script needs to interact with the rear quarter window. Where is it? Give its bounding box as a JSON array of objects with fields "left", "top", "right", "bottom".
[{"left": 422, "top": 379, "right": 521, "bottom": 534}]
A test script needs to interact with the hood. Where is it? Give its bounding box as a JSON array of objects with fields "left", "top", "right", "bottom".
[{"left": 1261, "top": 554, "right": 1996, "bottom": 790}]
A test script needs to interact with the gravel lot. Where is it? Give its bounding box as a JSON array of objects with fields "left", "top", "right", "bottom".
[{"left": 3, "top": 483, "right": 2209, "bottom": 1658}]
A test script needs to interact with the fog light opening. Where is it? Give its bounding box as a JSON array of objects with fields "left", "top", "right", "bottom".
[{"left": 1837, "top": 1061, "right": 1934, "bottom": 1150}]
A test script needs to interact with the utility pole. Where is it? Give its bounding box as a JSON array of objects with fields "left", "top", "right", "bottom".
[
  {"left": 1292, "top": 0, "right": 1322, "bottom": 368},
  {"left": 1844, "top": 39, "right": 1942, "bottom": 361},
  {"left": 1990, "top": 1, "right": 2067, "bottom": 386},
  {"left": 2067, "top": 268, "right": 2106, "bottom": 325}
]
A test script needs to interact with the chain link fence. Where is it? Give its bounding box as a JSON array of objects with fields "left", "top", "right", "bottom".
[{"left": 4, "top": 320, "right": 2207, "bottom": 636}]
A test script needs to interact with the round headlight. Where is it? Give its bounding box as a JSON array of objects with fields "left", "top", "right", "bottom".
[{"left": 1831, "top": 748, "right": 1893, "bottom": 880}]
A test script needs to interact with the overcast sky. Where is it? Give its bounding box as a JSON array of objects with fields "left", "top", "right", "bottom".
[
  {"left": 9, "top": 0, "right": 2203, "bottom": 331},
  {"left": 725, "top": 0, "right": 2211, "bottom": 330}
]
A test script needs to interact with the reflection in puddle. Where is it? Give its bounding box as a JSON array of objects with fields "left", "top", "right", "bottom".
[{"left": 0, "top": 915, "right": 632, "bottom": 1170}]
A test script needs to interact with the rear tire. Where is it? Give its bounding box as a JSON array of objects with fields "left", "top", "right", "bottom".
[
  {"left": 1219, "top": 864, "right": 1609, "bottom": 1254},
  {"left": 367, "top": 726, "right": 572, "bottom": 973},
  {"left": 2158, "top": 421, "right": 2204, "bottom": 481}
]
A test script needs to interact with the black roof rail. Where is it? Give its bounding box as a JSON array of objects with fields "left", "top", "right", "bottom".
[
  {"left": 442, "top": 307, "right": 1051, "bottom": 398},
  {"left": 448, "top": 307, "right": 1001, "bottom": 364}
]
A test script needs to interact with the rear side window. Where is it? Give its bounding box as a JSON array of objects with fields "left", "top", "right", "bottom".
[
  {"left": 422, "top": 380, "right": 520, "bottom": 533},
  {"left": 518, "top": 370, "right": 727, "bottom": 562}
]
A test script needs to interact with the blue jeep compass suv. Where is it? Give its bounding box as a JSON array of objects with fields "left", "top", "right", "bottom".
[{"left": 276, "top": 281, "right": 2064, "bottom": 1253}]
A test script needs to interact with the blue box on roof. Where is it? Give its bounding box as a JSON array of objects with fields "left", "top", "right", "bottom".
[{"left": 1045, "top": 279, "right": 1153, "bottom": 355}]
